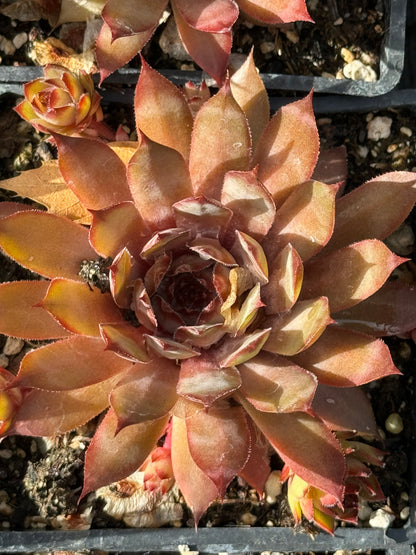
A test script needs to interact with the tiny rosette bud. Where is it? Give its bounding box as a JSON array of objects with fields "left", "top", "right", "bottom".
[{"left": 15, "top": 64, "right": 103, "bottom": 136}]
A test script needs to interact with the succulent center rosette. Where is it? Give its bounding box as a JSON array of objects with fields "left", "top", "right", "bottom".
[{"left": 0, "top": 55, "right": 416, "bottom": 527}]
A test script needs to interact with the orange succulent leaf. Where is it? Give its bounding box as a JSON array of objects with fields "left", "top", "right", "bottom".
[
  {"left": 173, "top": 4, "right": 232, "bottom": 85},
  {"left": 41, "top": 278, "right": 124, "bottom": 337},
  {"left": 264, "top": 297, "right": 332, "bottom": 356},
  {"left": 312, "top": 145, "right": 348, "bottom": 190},
  {"left": 109, "top": 360, "right": 179, "bottom": 429},
  {"left": 189, "top": 80, "right": 251, "bottom": 199},
  {"left": 13, "top": 336, "right": 132, "bottom": 391},
  {"left": 96, "top": 22, "right": 154, "bottom": 84},
  {"left": 292, "top": 325, "right": 400, "bottom": 387},
  {"left": 237, "top": 0, "right": 312, "bottom": 24},
  {"left": 55, "top": 134, "right": 133, "bottom": 210},
  {"left": 0, "top": 281, "right": 70, "bottom": 340},
  {"left": 230, "top": 49, "right": 270, "bottom": 151},
  {"left": 0, "top": 162, "right": 91, "bottom": 224},
  {"left": 175, "top": 0, "right": 239, "bottom": 33},
  {"left": 326, "top": 172, "right": 416, "bottom": 253},
  {"left": 56, "top": 0, "right": 105, "bottom": 26},
  {"left": 171, "top": 415, "right": 219, "bottom": 525},
  {"left": 102, "top": 0, "right": 167, "bottom": 40},
  {"left": 335, "top": 281, "right": 416, "bottom": 337},
  {"left": 262, "top": 244, "right": 304, "bottom": 314},
  {"left": 254, "top": 92, "right": 319, "bottom": 206},
  {"left": 239, "top": 418, "right": 271, "bottom": 493},
  {"left": 0, "top": 210, "right": 95, "bottom": 280},
  {"left": 312, "top": 384, "right": 379, "bottom": 437},
  {"left": 238, "top": 351, "right": 317, "bottom": 413},
  {"left": 302, "top": 240, "right": 406, "bottom": 313},
  {"left": 135, "top": 57, "right": 193, "bottom": 162},
  {"left": 264, "top": 180, "right": 337, "bottom": 262},
  {"left": 100, "top": 322, "right": 150, "bottom": 362},
  {"left": 12, "top": 376, "right": 118, "bottom": 437},
  {"left": 186, "top": 403, "right": 250, "bottom": 496},
  {"left": 128, "top": 135, "right": 193, "bottom": 230},
  {"left": 81, "top": 407, "right": 169, "bottom": 498},
  {"left": 239, "top": 397, "right": 345, "bottom": 501}
]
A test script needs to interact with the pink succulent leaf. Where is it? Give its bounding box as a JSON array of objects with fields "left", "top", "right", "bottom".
[
  {"left": 127, "top": 134, "right": 193, "bottom": 231},
  {"left": 41, "top": 278, "right": 124, "bottom": 337},
  {"left": 262, "top": 244, "right": 304, "bottom": 314},
  {"left": 312, "top": 146, "right": 348, "bottom": 191},
  {"left": 325, "top": 172, "right": 416, "bottom": 254},
  {"left": 144, "top": 253, "right": 171, "bottom": 297},
  {"left": 175, "top": 323, "right": 226, "bottom": 348},
  {"left": 81, "top": 407, "right": 169, "bottom": 498},
  {"left": 12, "top": 376, "right": 118, "bottom": 437},
  {"left": 110, "top": 359, "right": 179, "bottom": 428},
  {"left": 173, "top": 4, "right": 232, "bottom": 85},
  {"left": 221, "top": 169, "right": 276, "bottom": 242},
  {"left": 222, "top": 283, "right": 264, "bottom": 335},
  {"left": 90, "top": 202, "right": 150, "bottom": 260},
  {"left": 264, "top": 297, "right": 332, "bottom": 356},
  {"left": 238, "top": 418, "right": 271, "bottom": 494},
  {"left": 100, "top": 322, "right": 150, "bottom": 362},
  {"left": 0, "top": 210, "right": 96, "bottom": 280},
  {"left": 14, "top": 336, "right": 132, "bottom": 390},
  {"left": 291, "top": 325, "right": 400, "bottom": 387},
  {"left": 237, "top": 0, "right": 313, "bottom": 24},
  {"left": 264, "top": 180, "right": 337, "bottom": 262},
  {"left": 96, "top": 22, "right": 155, "bottom": 83},
  {"left": 189, "top": 236, "right": 237, "bottom": 266},
  {"left": 239, "top": 351, "right": 317, "bottom": 413},
  {"left": 144, "top": 334, "right": 200, "bottom": 360},
  {"left": 230, "top": 50, "right": 270, "bottom": 151},
  {"left": 132, "top": 279, "right": 158, "bottom": 331},
  {"left": 216, "top": 328, "right": 271, "bottom": 367},
  {"left": 189, "top": 80, "right": 251, "bottom": 199},
  {"left": 173, "top": 196, "right": 232, "bottom": 238},
  {"left": 233, "top": 231, "right": 269, "bottom": 284},
  {"left": 0, "top": 201, "right": 35, "bottom": 219},
  {"left": 171, "top": 415, "right": 219, "bottom": 524},
  {"left": 239, "top": 396, "right": 345, "bottom": 501},
  {"left": 55, "top": 134, "right": 132, "bottom": 210},
  {"left": 103, "top": 0, "right": 167, "bottom": 39},
  {"left": 174, "top": 0, "right": 239, "bottom": 33},
  {"left": 135, "top": 57, "right": 193, "bottom": 162},
  {"left": 302, "top": 240, "right": 406, "bottom": 313},
  {"left": 334, "top": 281, "right": 416, "bottom": 337},
  {"left": 0, "top": 281, "right": 71, "bottom": 340},
  {"left": 254, "top": 92, "right": 319, "bottom": 206},
  {"left": 312, "top": 384, "right": 378, "bottom": 437},
  {"left": 177, "top": 354, "right": 241, "bottom": 407},
  {"left": 186, "top": 403, "right": 250, "bottom": 496}
]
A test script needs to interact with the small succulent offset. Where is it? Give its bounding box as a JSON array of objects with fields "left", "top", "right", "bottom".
[{"left": 1, "top": 54, "right": 416, "bottom": 532}]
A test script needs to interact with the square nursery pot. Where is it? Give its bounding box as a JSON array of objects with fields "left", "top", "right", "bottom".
[{"left": 0, "top": 0, "right": 408, "bottom": 98}]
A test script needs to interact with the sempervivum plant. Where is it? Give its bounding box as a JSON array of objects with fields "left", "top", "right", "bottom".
[{"left": 1, "top": 54, "right": 416, "bottom": 530}]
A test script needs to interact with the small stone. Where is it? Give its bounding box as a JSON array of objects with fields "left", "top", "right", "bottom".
[
  {"left": 400, "top": 506, "right": 410, "bottom": 520},
  {"left": 264, "top": 470, "right": 282, "bottom": 503},
  {"left": 333, "top": 17, "right": 343, "bottom": 25},
  {"left": 367, "top": 116, "right": 392, "bottom": 141},
  {"left": 387, "top": 143, "right": 398, "bottom": 153},
  {"left": 343, "top": 60, "right": 377, "bottom": 82},
  {"left": 0, "top": 450, "right": 12, "bottom": 459},
  {"left": 283, "top": 30, "right": 299, "bottom": 44},
  {"left": 368, "top": 507, "right": 395, "bottom": 529},
  {"left": 400, "top": 126, "right": 412, "bottom": 137},
  {"left": 401, "top": 491, "right": 409, "bottom": 501},
  {"left": 358, "top": 500, "right": 372, "bottom": 520},
  {"left": 384, "top": 223, "right": 415, "bottom": 256},
  {"left": 159, "top": 17, "right": 192, "bottom": 61},
  {"left": 385, "top": 413, "right": 404, "bottom": 434},
  {"left": 12, "top": 32, "right": 27, "bottom": 49},
  {"left": 341, "top": 47, "right": 355, "bottom": 63},
  {"left": 240, "top": 512, "right": 257, "bottom": 525},
  {"left": 3, "top": 337, "right": 24, "bottom": 356},
  {"left": 357, "top": 145, "right": 369, "bottom": 158},
  {"left": 0, "top": 354, "right": 9, "bottom": 368},
  {"left": 0, "top": 35, "right": 15, "bottom": 56},
  {"left": 260, "top": 41, "right": 275, "bottom": 55}
]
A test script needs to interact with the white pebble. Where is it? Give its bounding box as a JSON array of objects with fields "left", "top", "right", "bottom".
[
  {"left": 367, "top": 116, "right": 393, "bottom": 141},
  {"left": 3, "top": 337, "right": 24, "bottom": 356},
  {"left": 385, "top": 413, "right": 404, "bottom": 434},
  {"left": 400, "top": 506, "right": 410, "bottom": 520},
  {"left": 400, "top": 126, "right": 412, "bottom": 137},
  {"left": 12, "top": 32, "right": 27, "bottom": 49},
  {"left": 343, "top": 60, "right": 377, "bottom": 82},
  {"left": 368, "top": 508, "right": 395, "bottom": 529},
  {"left": 0, "top": 354, "right": 9, "bottom": 368}
]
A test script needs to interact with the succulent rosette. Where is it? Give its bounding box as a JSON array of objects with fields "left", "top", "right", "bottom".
[
  {"left": 0, "top": 55, "right": 416, "bottom": 525},
  {"left": 15, "top": 64, "right": 105, "bottom": 137},
  {"left": 95, "top": 0, "right": 312, "bottom": 83}
]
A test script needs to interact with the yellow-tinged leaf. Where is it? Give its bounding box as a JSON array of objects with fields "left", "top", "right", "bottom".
[{"left": 0, "top": 161, "right": 91, "bottom": 224}]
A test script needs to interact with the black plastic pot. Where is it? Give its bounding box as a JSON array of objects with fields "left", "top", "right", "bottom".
[{"left": 0, "top": 0, "right": 408, "bottom": 97}]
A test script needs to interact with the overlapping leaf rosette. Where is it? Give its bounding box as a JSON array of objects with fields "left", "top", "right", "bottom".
[{"left": 1, "top": 55, "right": 416, "bottom": 526}]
